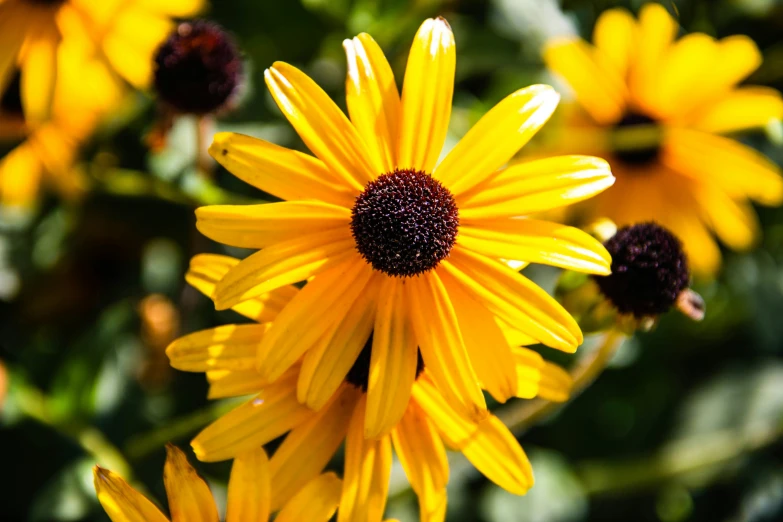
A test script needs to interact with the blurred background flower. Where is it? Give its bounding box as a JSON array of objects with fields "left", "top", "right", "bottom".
[{"left": 1, "top": 1, "right": 783, "bottom": 522}]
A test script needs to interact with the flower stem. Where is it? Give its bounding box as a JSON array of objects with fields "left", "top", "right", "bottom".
[{"left": 500, "top": 329, "right": 626, "bottom": 435}]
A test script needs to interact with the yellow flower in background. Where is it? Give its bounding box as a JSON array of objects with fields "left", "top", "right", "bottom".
[
  {"left": 0, "top": 0, "right": 204, "bottom": 126},
  {"left": 94, "top": 444, "right": 342, "bottom": 522},
  {"left": 543, "top": 2, "right": 783, "bottom": 275},
  {"left": 198, "top": 17, "right": 613, "bottom": 436},
  {"left": 0, "top": 34, "right": 122, "bottom": 208},
  {"left": 166, "top": 255, "right": 572, "bottom": 521}
]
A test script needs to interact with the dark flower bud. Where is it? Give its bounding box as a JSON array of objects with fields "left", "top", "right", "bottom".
[{"left": 153, "top": 21, "right": 242, "bottom": 115}]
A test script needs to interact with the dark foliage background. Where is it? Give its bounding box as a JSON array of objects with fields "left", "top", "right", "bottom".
[{"left": 2, "top": 1, "right": 783, "bottom": 521}]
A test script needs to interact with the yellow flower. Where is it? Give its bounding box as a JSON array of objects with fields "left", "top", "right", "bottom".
[
  {"left": 94, "top": 444, "right": 342, "bottom": 522},
  {"left": 0, "top": 32, "right": 121, "bottom": 207},
  {"left": 166, "top": 254, "right": 573, "bottom": 521},
  {"left": 0, "top": 0, "right": 204, "bottom": 125},
  {"left": 198, "top": 17, "right": 613, "bottom": 435},
  {"left": 543, "top": 3, "right": 783, "bottom": 275}
]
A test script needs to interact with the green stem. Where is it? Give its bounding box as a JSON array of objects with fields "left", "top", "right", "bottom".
[{"left": 499, "top": 330, "right": 626, "bottom": 435}]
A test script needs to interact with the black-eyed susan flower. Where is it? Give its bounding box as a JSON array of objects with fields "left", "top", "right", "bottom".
[
  {"left": 0, "top": 0, "right": 204, "bottom": 126},
  {"left": 166, "top": 254, "right": 573, "bottom": 521},
  {"left": 0, "top": 36, "right": 121, "bottom": 207},
  {"left": 94, "top": 444, "right": 343, "bottom": 522},
  {"left": 542, "top": 3, "right": 783, "bottom": 276},
  {"left": 198, "top": 18, "right": 613, "bottom": 436}
]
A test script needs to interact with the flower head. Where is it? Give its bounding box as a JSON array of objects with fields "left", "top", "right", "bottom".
[
  {"left": 167, "top": 254, "right": 574, "bottom": 521},
  {"left": 154, "top": 21, "right": 242, "bottom": 115},
  {"left": 198, "top": 17, "right": 613, "bottom": 436},
  {"left": 543, "top": 3, "right": 783, "bottom": 275},
  {"left": 94, "top": 444, "right": 342, "bottom": 522}
]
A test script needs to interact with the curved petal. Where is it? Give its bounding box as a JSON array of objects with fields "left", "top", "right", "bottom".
[
  {"left": 458, "top": 155, "right": 614, "bottom": 219},
  {"left": 593, "top": 7, "right": 637, "bottom": 78},
  {"left": 163, "top": 445, "right": 219, "bottom": 522},
  {"left": 265, "top": 62, "right": 379, "bottom": 189},
  {"left": 338, "top": 396, "right": 392, "bottom": 522},
  {"left": 688, "top": 87, "right": 783, "bottom": 134},
  {"left": 629, "top": 3, "right": 678, "bottom": 111},
  {"left": 390, "top": 401, "right": 448, "bottom": 509},
  {"left": 543, "top": 38, "right": 626, "bottom": 124},
  {"left": 365, "top": 277, "right": 418, "bottom": 438},
  {"left": 298, "top": 276, "right": 379, "bottom": 410},
  {"left": 185, "top": 254, "right": 298, "bottom": 323},
  {"left": 442, "top": 273, "right": 517, "bottom": 402},
  {"left": 257, "top": 259, "right": 373, "bottom": 383},
  {"left": 407, "top": 271, "right": 487, "bottom": 421},
  {"left": 20, "top": 18, "right": 60, "bottom": 124},
  {"left": 412, "top": 377, "right": 533, "bottom": 494},
  {"left": 212, "top": 229, "right": 355, "bottom": 310},
  {"left": 226, "top": 448, "right": 270, "bottom": 522},
  {"left": 441, "top": 247, "right": 582, "bottom": 352},
  {"left": 276, "top": 473, "right": 343, "bottom": 522},
  {"left": 458, "top": 218, "right": 611, "bottom": 275},
  {"left": 344, "top": 33, "right": 400, "bottom": 173},
  {"left": 191, "top": 369, "right": 312, "bottom": 462},
  {"left": 270, "top": 385, "right": 359, "bottom": 510},
  {"left": 166, "top": 324, "right": 267, "bottom": 373},
  {"left": 662, "top": 128, "right": 783, "bottom": 206},
  {"left": 195, "top": 201, "right": 351, "bottom": 249},
  {"left": 93, "top": 466, "right": 169, "bottom": 522},
  {"left": 208, "top": 132, "right": 357, "bottom": 207},
  {"left": 206, "top": 370, "right": 267, "bottom": 399},
  {"left": 434, "top": 85, "right": 560, "bottom": 196},
  {"left": 696, "top": 183, "right": 759, "bottom": 250},
  {"left": 537, "top": 361, "right": 572, "bottom": 402},
  {"left": 397, "top": 17, "right": 455, "bottom": 173}
]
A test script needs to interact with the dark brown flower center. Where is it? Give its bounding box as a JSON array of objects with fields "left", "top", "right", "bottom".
[
  {"left": 153, "top": 21, "right": 242, "bottom": 115},
  {"left": 594, "top": 223, "right": 690, "bottom": 318},
  {"left": 350, "top": 168, "right": 459, "bottom": 277},
  {"left": 612, "top": 112, "right": 661, "bottom": 166}
]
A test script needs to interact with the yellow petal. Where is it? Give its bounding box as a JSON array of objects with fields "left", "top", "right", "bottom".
[
  {"left": 195, "top": 201, "right": 351, "bottom": 249},
  {"left": 206, "top": 370, "right": 267, "bottom": 399},
  {"left": 20, "top": 18, "right": 59, "bottom": 124},
  {"left": 365, "top": 277, "right": 418, "bottom": 438},
  {"left": 593, "top": 7, "right": 637, "bottom": 78},
  {"left": 662, "top": 128, "right": 783, "bottom": 206},
  {"left": 498, "top": 320, "right": 539, "bottom": 348},
  {"left": 696, "top": 183, "right": 759, "bottom": 250},
  {"left": 298, "top": 276, "right": 379, "bottom": 410},
  {"left": 257, "top": 259, "right": 373, "bottom": 383},
  {"left": 185, "top": 254, "right": 298, "bottom": 323},
  {"left": 397, "top": 17, "right": 455, "bottom": 173},
  {"left": 270, "top": 385, "right": 359, "bottom": 510},
  {"left": 191, "top": 369, "right": 312, "bottom": 462},
  {"left": 629, "top": 3, "right": 677, "bottom": 111},
  {"left": 208, "top": 132, "right": 356, "bottom": 207},
  {"left": 543, "top": 38, "right": 625, "bottom": 124},
  {"left": 265, "top": 62, "right": 379, "bottom": 189},
  {"left": 213, "top": 229, "right": 355, "bottom": 310},
  {"left": 538, "top": 361, "right": 572, "bottom": 402},
  {"left": 442, "top": 275, "right": 518, "bottom": 403},
  {"left": 419, "top": 489, "right": 447, "bottom": 522},
  {"left": 338, "top": 396, "right": 392, "bottom": 522},
  {"left": 412, "top": 377, "right": 533, "bottom": 494},
  {"left": 458, "top": 155, "right": 614, "bottom": 219},
  {"left": 510, "top": 346, "right": 544, "bottom": 399},
  {"left": 458, "top": 219, "right": 611, "bottom": 275},
  {"left": 101, "top": 8, "right": 171, "bottom": 88},
  {"left": 407, "top": 272, "right": 487, "bottom": 421},
  {"left": 276, "top": 472, "right": 343, "bottom": 522},
  {"left": 344, "top": 33, "right": 400, "bottom": 173},
  {"left": 0, "top": 139, "right": 43, "bottom": 208},
  {"left": 135, "top": 0, "right": 204, "bottom": 16},
  {"left": 163, "top": 445, "right": 219, "bottom": 522},
  {"left": 441, "top": 247, "right": 582, "bottom": 352},
  {"left": 390, "top": 401, "right": 448, "bottom": 509},
  {"left": 226, "top": 448, "right": 271, "bottom": 522},
  {"left": 93, "top": 466, "right": 169, "bottom": 522},
  {"left": 688, "top": 87, "right": 783, "bottom": 134},
  {"left": 434, "top": 85, "right": 560, "bottom": 196},
  {"left": 166, "top": 324, "right": 268, "bottom": 372}
]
